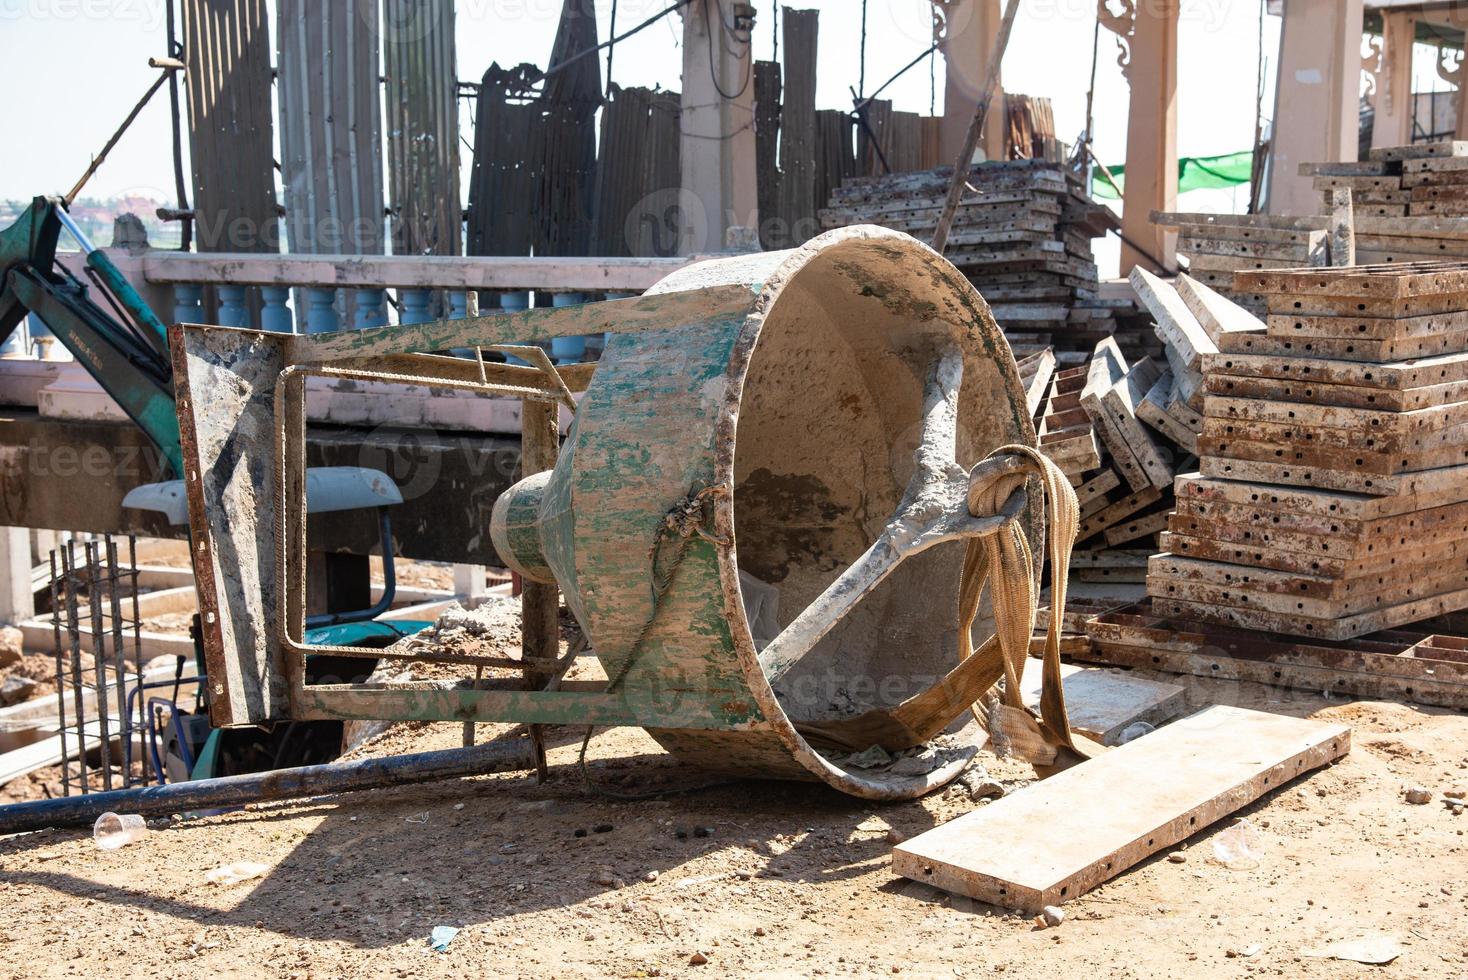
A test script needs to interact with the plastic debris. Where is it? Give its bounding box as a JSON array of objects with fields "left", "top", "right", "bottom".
[
  {"left": 1117, "top": 722, "right": 1155, "bottom": 744},
  {"left": 405, "top": 811, "right": 430, "bottom": 824},
  {"left": 428, "top": 926, "right": 460, "bottom": 953},
  {"left": 93, "top": 812, "right": 147, "bottom": 851},
  {"left": 1302, "top": 935, "right": 1402, "bottom": 965},
  {"left": 1211, "top": 819, "right": 1264, "bottom": 870},
  {"left": 206, "top": 861, "right": 271, "bottom": 886}
]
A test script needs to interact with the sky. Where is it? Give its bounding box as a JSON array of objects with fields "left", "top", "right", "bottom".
[{"left": 0, "top": 0, "right": 1294, "bottom": 274}]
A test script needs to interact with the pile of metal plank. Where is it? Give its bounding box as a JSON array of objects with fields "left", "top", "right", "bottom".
[
  {"left": 1306, "top": 140, "right": 1468, "bottom": 222},
  {"left": 1083, "top": 603, "right": 1468, "bottom": 710},
  {"left": 1148, "top": 261, "right": 1468, "bottom": 641},
  {"left": 820, "top": 160, "right": 1122, "bottom": 350},
  {"left": 1151, "top": 211, "right": 1328, "bottom": 311},
  {"left": 1031, "top": 335, "right": 1186, "bottom": 613}
]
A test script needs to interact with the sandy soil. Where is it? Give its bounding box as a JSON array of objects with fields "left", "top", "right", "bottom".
[{"left": 1, "top": 661, "right": 1466, "bottom": 979}]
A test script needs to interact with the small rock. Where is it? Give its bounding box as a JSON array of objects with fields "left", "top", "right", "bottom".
[
  {"left": 688, "top": 952, "right": 708, "bottom": 966},
  {"left": 1038, "top": 906, "right": 1065, "bottom": 928},
  {"left": 958, "top": 767, "right": 1006, "bottom": 801},
  {"left": 0, "top": 625, "right": 22, "bottom": 668},
  {"left": 693, "top": 826, "right": 714, "bottom": 838},
  {"left": 1445, "top": 788, "right": 1466, "bottom": 800},
  {"left": 0, "top": 675, "right": 37, "bottom": 707},
  {"left": 885, "top": 828, "right": 906, "bottom": 845},
  {"left": 1404, "top": 786, "right": 1433, "bottom": 805},
  {"left": 452, "top": 803, "right": 466, "bottom": 811},
  {"left": 753, "top": 927, "right": 766, "bottom": 937},
  {"left": 574, "top": 828, "right": 588, "bottom": 838},
  {"left": 643, "top": 871, "right": 659, "bottom": 883},
  {"left": 593, "top": 823, "right": 614, "bottom": 834},
  {"left": 591, "top": 868, "right": 617, "bottom": 887},
  {"left": 1167, "top": 852, "right": 1187, "bottom": 864}
]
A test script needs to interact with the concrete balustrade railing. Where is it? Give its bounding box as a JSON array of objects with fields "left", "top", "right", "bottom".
[{"left": 48, "top": 248, "right": 700, "bottom": 350}]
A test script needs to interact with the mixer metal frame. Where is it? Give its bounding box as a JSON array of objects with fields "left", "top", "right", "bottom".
[{"left": 171, "top": 286, "right": 758, "bottom": 730}]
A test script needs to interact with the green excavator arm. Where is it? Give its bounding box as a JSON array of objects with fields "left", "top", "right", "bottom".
[{"left": 0, "top": 196, "right": 181, "bottom": 477}]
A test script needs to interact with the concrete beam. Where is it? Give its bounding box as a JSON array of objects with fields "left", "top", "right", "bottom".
[
  {"left": 1266, "top": 0, "right": 1364, "bottom": 216},
  {"left": 679, "top": 0, "right": 759, "bottom": 251}
]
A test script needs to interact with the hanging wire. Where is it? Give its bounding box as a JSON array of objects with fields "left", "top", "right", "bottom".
[
  {"left": 852, "top": 41, "right": 941, "bottom": 114},
  {"left": 771, "top": 0, "right": 778, "bottom": 61},
  {"left": 704, "top": 0, "right": 752, "bottom": 100},
  {"left": 929, "top": 40, "right": 937, "bottom": 115},
  {"left": 164, "top": 0, "right": 191, "bottom": 251},
  {"left": 858, "top": 0, "right": 869, "bottom": 97},
  {"left": 605, "top": 0, "right": 619, "bottom": 94},
  {"left": 533, "top": 0, "right": 692, "bottom": 86}
]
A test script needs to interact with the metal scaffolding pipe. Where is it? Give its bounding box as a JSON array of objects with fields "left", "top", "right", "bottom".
[{"left": 0, "top": 739, "right": 536, "bottom": 836}]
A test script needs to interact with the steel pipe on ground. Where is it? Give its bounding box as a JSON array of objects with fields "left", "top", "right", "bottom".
[{"left": 0, "top": 739, "right": 535, "bottom": 836}]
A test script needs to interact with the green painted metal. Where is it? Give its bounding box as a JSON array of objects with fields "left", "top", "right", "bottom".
[
  {"left": 177, "top": 226, "right": 1041, "bottom": 800},
  {"left": 0, "top": 197, "right": 182, "bottom": 476}
]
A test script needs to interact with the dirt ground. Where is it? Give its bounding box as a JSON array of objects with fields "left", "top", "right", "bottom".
[{"left": 1, "top": 661, "right": 1466, "bottom": 980}]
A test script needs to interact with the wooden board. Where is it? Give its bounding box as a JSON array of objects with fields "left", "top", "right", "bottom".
[
  {"left": 892, "top": 706, "right": 1349, "bottom": 911},
  {"left": 1019, "top": 659, "right": 1186, "bottom": 747}
]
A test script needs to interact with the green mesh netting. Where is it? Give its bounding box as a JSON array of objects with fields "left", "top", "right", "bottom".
[{"left": 1091, "top": 150, "right": 1255, "bottom": 200}]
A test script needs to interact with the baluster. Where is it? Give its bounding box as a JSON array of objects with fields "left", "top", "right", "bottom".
[
  {"left": 354, "top": 288, "right": 388, "bottom": 329},
  {"left": 172, "top": 284, "right": 204, "bottom": 324},
  {"left": 399, "top": 288, "right": 432, "bottom": 325},
  {"left": 449, "top": 290, "right": 468, "bottom": 320},
  {"left": 259, "top": 286, "right": 294, "bottom": 333},
  {"left": 305, "top": 288, "right": 340, "bottom": 334},
  {"left": 216, "top": 285, "right": 249, "bottom": 328}
]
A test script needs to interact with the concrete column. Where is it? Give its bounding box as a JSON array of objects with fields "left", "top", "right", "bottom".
[
  {"left": 1104, "top": 0, "right": 1178, "bottom": 275},
  {"left": 679, "top": 0, "right": 758, "bottom": 252},
  {"left": 938, "top": 0, "right": 1006, "bottom": 163},
  {"left": 1370, "top": 12, "right": 1416, "bottom": 149},
  {"left": 1438, "top": 48, "right": 1468, "bottom": 140},
  {"left": 0, "top": 527, "right": 34, "bottom": 625},
  {"left": 1266, "top": 0, "right": 1364, "bottom": 216}
]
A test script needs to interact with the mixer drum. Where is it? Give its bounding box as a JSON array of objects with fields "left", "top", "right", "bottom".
[{"left": 491, "top": 225, "right": 1041, "bottom": 799}]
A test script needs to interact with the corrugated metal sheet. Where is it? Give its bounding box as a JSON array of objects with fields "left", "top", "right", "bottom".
[
  {"left": 535, "top": 0, "right": 601, "bottom": 258},
  {"left": 276, "top": 0, "right": 385, "bottom": 256},
  {"left": 592, "top": 85, "right": 684, "bottom": 258},
  {"left": 383, "top": 0, "right": 460, "bottom": 256},
  {"left": 775, "top": 8, "right": 818, "bottom": 247},
  {"left": 182, "top": 0, "right": 279, "bottom": 252},
  {"left": 465, "top": 65, "right": 539, "bottom": 257}
]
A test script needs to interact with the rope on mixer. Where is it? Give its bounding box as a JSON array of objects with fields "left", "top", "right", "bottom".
[
  {"left": 958, "top": 444, "right": 1100, "bottom": 769},
  {"left": 793, "top": 445, "right": 1102, "bottom": 770}
]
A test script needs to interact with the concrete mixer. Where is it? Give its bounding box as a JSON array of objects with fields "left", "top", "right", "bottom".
[{"left": 169, "top": 225, "right": 1085, "bottom": 802}]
